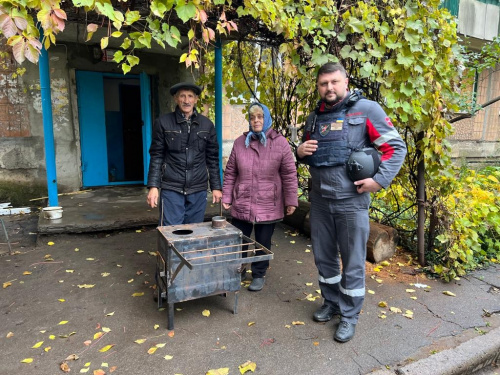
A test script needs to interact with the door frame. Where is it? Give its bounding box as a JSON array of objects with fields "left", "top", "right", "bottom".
[{"left": 76, "top": 70, "right": 152, "bottom": 188}]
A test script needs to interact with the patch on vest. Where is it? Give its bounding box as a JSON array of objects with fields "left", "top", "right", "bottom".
[
  {"left": 330, "top": 119, "right": 343, "bottom": 132},
  {"left": 319, "top": 123, "right": 330, "bottom": 136}
]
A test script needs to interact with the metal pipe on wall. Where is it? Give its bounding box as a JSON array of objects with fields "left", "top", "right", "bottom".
[
  {"left": 215, "top": 38, "right": 223, "bottom": 182},
  {"left": 38, "top": 28, "right": 59, "bottom": 206}
]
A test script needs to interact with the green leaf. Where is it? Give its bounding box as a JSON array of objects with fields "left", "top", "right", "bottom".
[
  {"left": 126, "top": 55, "right": 140, "bottom": 67},
  {"left": 125, "top": 10, "right": 140, "bottom": 25},
  {"left": 122, "top": 63, "right": 131, "bottom": 74},
  {"left": 120, "top": 38, "right": 131, "bottom": 49},
  {"left": 101, "top": 37, "right": 109, "bottom": 50},
  {"left": 72, "top": 0, "right": 94, "bottom": 7},
  {"left": 175, "top": 2, "right": 196, "bottom": 23},
  {"left": 138, "top": 32, "right": 152, "bottom": 48},
  {"left": 396, "top": 52, "right": 414, "bottom": 67},
  {"left": 348, "top": 17, "right": 365, "bottom": 33},
  {"left": 112, "top": 50, "right": 124, "bottom": 63},
  {"left": 111, "top": 31, "right": 122, "bottom": 38}
]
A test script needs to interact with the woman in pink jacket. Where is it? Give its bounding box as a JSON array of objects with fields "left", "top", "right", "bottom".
[{"left": 222, "top": 103, "right": 298, "bottom": 291}]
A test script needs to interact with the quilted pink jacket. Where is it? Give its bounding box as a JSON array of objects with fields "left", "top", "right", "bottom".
[{"left": 222, "top": 129, "right": 298, "bottom": 223}]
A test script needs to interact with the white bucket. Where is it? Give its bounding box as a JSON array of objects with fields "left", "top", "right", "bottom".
[{"left": 43, "top": 206, "right": 63, "bottom": 220}]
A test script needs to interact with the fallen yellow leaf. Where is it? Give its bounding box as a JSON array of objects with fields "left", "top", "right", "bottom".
[
  {"left": 313, "top": 341, "right": 319, "bottom": 346},
  {"left": 59, "top": 332, "right": 77, "bottom": 338},
  {"left": 106, "top": 312, "right": 115, "bottom": 316},
  {"left": 84, "top": 340, "right": 91, "bottom": 346},
  {"left": 86, "top": 258, "right": 95, "bottom": 261},
  {"left": 136, "top": 230, "right": 142, "bottom": 233},
  {"left": 390, "top": 307, "right": 402, "bottom": 313},
  {"left": 84, "top": 362, "right": 91, "bottom": 367},
  {"left": 156, "top": 343, "right": 166, "bottom": 348},
  {"left": 132, "top": 292, "right": 144, "bottom": 297},
  {"left": 58, "top": 299, "right": 66, "bottom": 302},
  {"left": 148, "top": 251, "right": 157, "bottom": 256},
  {"left": 410, "top": 296, "right": 417, "bottom": 300},
  {"left": 65, "top": 354, "right": 79, "bottom": 361},
  {"left": 290, "top": 241, "right": 295, "bottom": 244},
  {"left": 375, "top": 278, "right": 383, "bottom": 283},
  {"left": 378, "top": 314, "right": 387, "bottom": 319},
  {"left": 77, "top": 284, "right": 95, "bottom": 288},
  {"left": 202, "top": 309, "right": 211, "bottom": 317},
  {"left": 6, "top": 332, "right": 14, "bottom": 338},
  {"left": 99, "top": 344, "right": 114, "bottom": 352},
  {"left": 101, "top": 272, "right": 110, "bottom": 277},
  {"left": 380, "top": 260, "right": 391, "bottom": 266},
  {"left": 32, "top": 341, "right": 44, "bottom": 348},
  {"left": 47, "top": 242, "right": 55, "bottom": 246},
  {"left": 80, "top": 368, "right": 89, "bottom": 373},
  {"left": 406, "top": 289, "right": 416, "bottom": 293},
  {"left": 168, "top": 331, "right": 175, "bottom": 338},
  {"left": 373, "top": 266, "right": 382, "bottom": 272},
  {"left": 66, "top": 270, "right": 74, "bottom": 273},
  {"left": 3, "top": 282, "right": 12, "bottom": 289},
  {"left": 21, "top": 358, "right": 34, "bottom": 363},
  {"left": 109, "top": 366, "right": 117, "bottom": 372},
  {"left": 239, "top": 360, "right": 257, "bottom": 374},
  {"left": 292, "top": 321, "right": 305, "bottom": 325},
  {"left": 305, "top": 249, "right": 311, "bottom": 252},
  {"left": 443, "top": 291, "right": 456, "bottom": 297},
  {"left": 206, "top": 368, "right": 230, "bottom": 375},
  {"left": 58, "top": 321, "right": 69, "bottom": 325},
  {"left": 284, "top": 325, "right": 291, "bottom": 329},
  {"left": 164, "top": 355, "right": 173, "bottom": 360},
  {"left": 305, "top": 282, "right": 313, "bottom": 286},
  {"left": 94, "top": 332, "right": 104, "bottom": 340},
  {"left": 101, "top": 363, "right": 108, "bottom": 367},
  {"left": 44, "top": 346, "right": 51, "bottom": 352},
  {"left": 137, "top": 250, "right": 144, "bottom": 254},
  {"left": 134, "top": 339, "right": 147, "bottom": 344},
  {"left": 147, "top": 346, "right": 158, "bottom": 354},
  {"left": 247, "top": 322, "right": 255, "bottom": 326},
  {"left": 23, "top": 271, "right": 32, "bottom": 275},
  {"left": 127, "top": 279, "right": 134, "bottom": 283},
  {"left": 49, "top": 335, "right": 56, "bottom": 340},
  {"left": 102, "top": 327, "right": 111, "bottom": 333},
  {"left": 154, "top": 324, "right": 159, "bottom": 330},
  {"left": 378, "top": 301, "right": 388, "bottom": 308}
]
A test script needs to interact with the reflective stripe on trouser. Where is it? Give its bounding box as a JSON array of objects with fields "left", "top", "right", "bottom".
[{"left": 310, "top": 193, "right": 370, "bottom": 324}]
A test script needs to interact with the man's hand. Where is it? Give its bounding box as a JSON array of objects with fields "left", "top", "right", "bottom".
[
  {"left": 212, "top": 190, "right": 222, "bottom": 203},
  {"left": 354, "top": 178, "right": 382, "bottom": 193},
  {"left": 222, "top": 203, "right": 231, "bottom": 210},
  {"left": 147, "top": 187, "right": 159, "bottom": 208},
  {"left": 297, "top": 140, "right": 318, "bottom": 158},
  {"left": 286, "top": 206, "right": 296, "bottom": 216}
]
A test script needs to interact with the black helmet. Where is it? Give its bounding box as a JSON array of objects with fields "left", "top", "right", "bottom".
[{"left": 346, "top": 147, "right": 381, "bottom": 182}]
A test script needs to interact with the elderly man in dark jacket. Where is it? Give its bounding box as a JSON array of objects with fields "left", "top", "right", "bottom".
[{"left": 147, "top": 82, "right": 222, "bottom": 225}]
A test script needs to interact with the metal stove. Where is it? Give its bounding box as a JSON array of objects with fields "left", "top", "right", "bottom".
[{"left": 155, "top": 218, "right": 273, "bottom": 329}]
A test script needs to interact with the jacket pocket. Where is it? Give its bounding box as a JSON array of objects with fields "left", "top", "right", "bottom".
[
  {"left": 347, "top": 116, "right": 366, "bottom": 143},
  {"left": 196, "top": 131, "right": 209, "bottom": 152},
  {"left": 164, "top": 130, "right": 182, "bottom": 152},
  {"left": 256, "top": 183, "right": 277, "bottom": 208}
]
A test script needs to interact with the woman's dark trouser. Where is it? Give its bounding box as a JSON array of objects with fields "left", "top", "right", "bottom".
[
  {"left": 231, "top": 218, "right": 275, "bottom": 278},
  {"left": 159, "top": 189, "right": 207, "bottom": 226}
]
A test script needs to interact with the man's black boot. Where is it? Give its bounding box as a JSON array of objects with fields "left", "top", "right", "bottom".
[
  {"left": 334, "top": 321, "right": 356, "bottom": 342},
  {"left": 313, "top": 304, "right": 338, "bottom": 322}
]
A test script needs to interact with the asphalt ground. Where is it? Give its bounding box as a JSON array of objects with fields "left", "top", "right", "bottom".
[{"left": 1, "top": 214, "right": 499, "bottom": 375}]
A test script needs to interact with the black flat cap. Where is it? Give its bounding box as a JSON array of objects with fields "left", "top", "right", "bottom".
[{"left": 170, "top": 82, "right": 202, "bottom": 96}]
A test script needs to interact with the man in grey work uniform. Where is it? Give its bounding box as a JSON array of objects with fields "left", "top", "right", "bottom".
[{"left": 297, "top": 63, "right": 406, "bottom": 342}]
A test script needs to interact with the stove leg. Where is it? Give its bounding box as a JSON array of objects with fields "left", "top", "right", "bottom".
[
  {"left": 167, "top": 303, "right": 174, "bottom": 330},
  {"left": 233, "top": 292, "right": 239, "bottom": 314}
]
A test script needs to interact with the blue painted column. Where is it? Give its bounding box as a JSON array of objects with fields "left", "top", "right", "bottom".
[
  {"left": 215, "top": 38, "right": 223, "bottom": 182},
  {"left": 38, "top": 29, "right": 58, "bottom": 206}
]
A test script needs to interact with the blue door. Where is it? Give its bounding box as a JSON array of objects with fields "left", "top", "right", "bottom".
[{"left": 76, "top": 71, "right": 152, "bottom": 187}]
